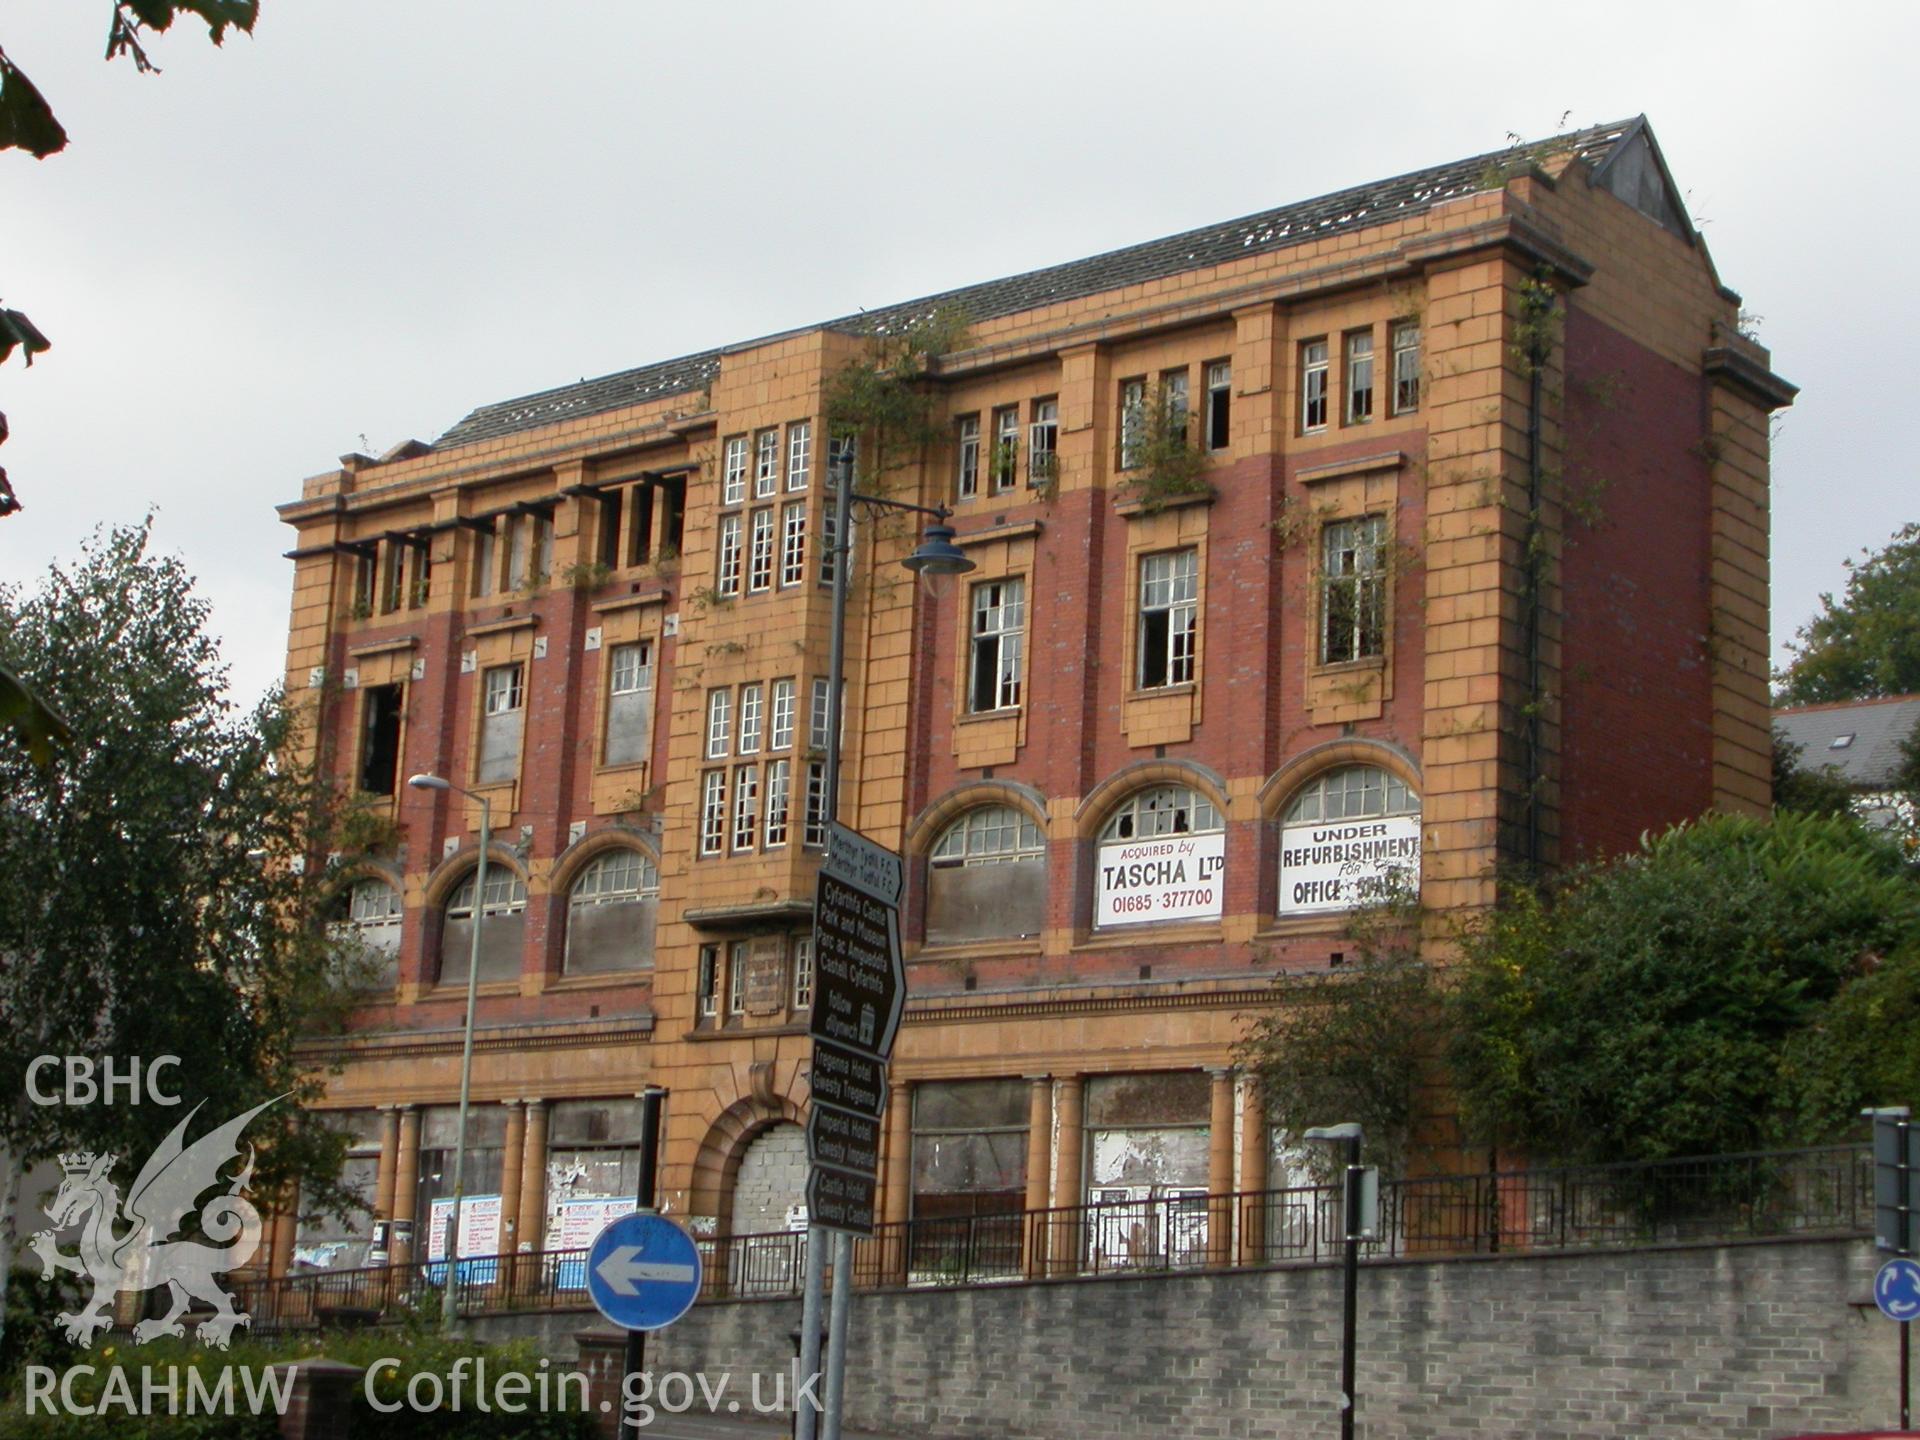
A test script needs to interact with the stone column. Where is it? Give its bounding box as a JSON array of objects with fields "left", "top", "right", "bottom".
[
  {"left": 881, "top": 1080, "right": 913, "bottom": 1284},
  {"left": 372, "top": 1107, "right": 401, "bottom": 1265},
  {"left": 1050, "top": 1075, "right": 1084, "bottom": 1276},
  {"left": 1022, "top": 1076, "right": 1052, "bottom": 1278},
  {"left": 1207, "top": 1068, "right": 1236, "bottom": 1267},
  {"left": 269, "top": 1186, "right": 298, "bottom": 1279},
  {"left": 498, "top": 1100, "right": 528, "bottom": 1294},
  {"left": 1239, "top": 1079, "right": 1269, "bottom": 1264},
  {"left": 517, "top": 1100, "right": 550, "bottom": 1256},
  {"left": 391, "top": 1106, "right": 421, "bottom": 1266}
]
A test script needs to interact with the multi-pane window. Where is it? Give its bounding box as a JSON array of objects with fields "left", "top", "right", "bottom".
[
  {"left": 699, "top": 771, "right": 728, "bottom": 856},
  {"left": 1101, "top": 785, "right": 1222, "bottom": 841},
  {"left": 956, "top": 415, "right": 981, "bottom": 499},
  {"left": 478, "top": 663, "right": 524, "bottom": 783},
  {"left": 565, "top": 849, "right": 660, "bottom": 974},
  {"left": 1162, "top": 368, "right": 1190, "bottom": 439},
  {"left": 1028, "top": 399, "right": 1058, "bottom": 486},
  {"left": 706, "top": 688, "right": 732, "bottom": 760},
  {"left": 803, "top": 761, "right": 828, "bottom": 847},
  {"left": 728, "top": 940, "right": 749, "bottom": 1016},
  {"left": 818, "top": 499, "right": 844, "bottom": 588},
  {"left": 1285, "top": 765, "right": 1417, "bottom": 824},
  {"left": 810, "top": 678, "right": 832, "bottom": 751},
  {"left": 991, "top": 405, "right": 1019, "bottom": 493},
  {"left": 791, "top": 936, "right": 814, "bottom": 1010},
  {"left": 1138, "top": 549, "right": 1199, "bottom": 688},
  {"left": 786, "top": 420, "right": 812, "bottom": 491},
  {"left": 1321, "top": 516, "right": 1389, "bottom": 664},
  {"left": 737, "top": 683, "right": 763, "bottom": 755},
  {"left": 748, "top": 508, "right": 775, "bottom": 592},
  {"left": 926, "top": 806, "right": 1050, "bottom": 941},
  {"left": 754, "top": 428, "right": 780, "bottom": 498},
  {"left": 780, "top": 502, "right": 808, "bottom": 586},
  {"left": 931, "top": 806, "right": 1044, "bottom": 867},
  {"left": 1392, "top": 322, "right": 1421, "bottom": 414},
  {"left": 471, "top": 522, "right": 497, "bottom": 599},
  {"left": 446, "top": 869, "right": 528, "bottom": 919},
  {"left": 716, "top": 512, "right": 743, "bottom": 596},
  {"left": 732, "top": 764, "right": 760, "bottom": 852},
  {"left": 1346, "top": 330, "right": 1375, "bottom": 425},
  {"left": 697, "top": 945, "right": 720, "bottom": 1019},
  {"left": 723, "top": 436, "right": 749, "bottom": 505},
  {"left": 764, "top": 758, "right": 791, "bottom": 847},
  {"left": 1205, "top": 361, "right": 1231, "bottom": 450},
  {"left": 1118, "top": 378, "right": 1147, "bottom": 469},
  {"left": 827, "top": 432, "right": 856, "bottom": 488},
  {"left": 968, "top": 578, "right": 1026, "bottom": 712},
  {"left": 1302, "top": 341, "right": 1329, "bottom": 432},
  {"left": 604, "top": 641, "right": 654, "bottom": 766},
  {"left": 769, "top": 679, "right": 796, "bottom": 751}
]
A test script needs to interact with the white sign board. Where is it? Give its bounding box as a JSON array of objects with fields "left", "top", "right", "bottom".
[
  {"left": 1278, "top": 815, "right": 1421, "bottom": 914},
  {"left": 1095, "top": 831, "right": 1226, "bottom": 927},
  {"left": 426, "top": 1193, "right": 502, "bottom": 1262},
  {"left": 544, "top": 1195, "right": 639, "bottom": 1252}
]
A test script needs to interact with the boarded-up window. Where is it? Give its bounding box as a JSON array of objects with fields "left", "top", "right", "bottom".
[
  {"left": 927, "top": 805, "right": 1046, "bottom": 945},
  {"left": 440, "top": 867, "right": 526, "bottom": 985},
  {"left": 1085, "top": 1071, "right": 1211, "bottom": 1192},
  {"left": 564, "top": 848, "right": 658, "bottom": 974},
  {"left": 911, "top": 1079, "right": 1028, "bottom": 1221},
  {"left": 603, "top": 642, "right": 653, "bottom": 767},
  {"left": 415, "top": 1104, "right": 507, "bottom": 1245},
  {"left": 294, "top": 1110, "right": 383, "bottom": 1271},
  {"left": 478, "top": 663, "right": 524, "bottom": 784}
]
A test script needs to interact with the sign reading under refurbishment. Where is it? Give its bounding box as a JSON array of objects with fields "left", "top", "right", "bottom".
[{"left": 1278, "top": 815, "right": 1421, "bottom": 913}]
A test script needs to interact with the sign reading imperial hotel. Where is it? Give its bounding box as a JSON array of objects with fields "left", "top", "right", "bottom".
[{"left": 265, "top": 117, "right": 1792, "bottom": 1277}]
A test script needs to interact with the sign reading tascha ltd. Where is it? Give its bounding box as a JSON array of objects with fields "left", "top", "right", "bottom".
[{"left": 805, "top": 823, "right": 906, "bottom": 1236}]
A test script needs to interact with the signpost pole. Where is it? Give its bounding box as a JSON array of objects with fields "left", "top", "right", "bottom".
[
  {"left": 622, "top": 1086, "right": 666, "bottom": 1410},
  {"left": 1901, "top": 1114, "right": 1910, "bottom": 1434},
  {"left": 822, "top": 1230, "right": 854, "bottom": 1440}
]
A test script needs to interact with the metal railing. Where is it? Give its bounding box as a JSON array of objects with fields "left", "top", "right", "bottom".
[{"left": 234, "top": 1143, "right": 1873, "bottom": 1332}]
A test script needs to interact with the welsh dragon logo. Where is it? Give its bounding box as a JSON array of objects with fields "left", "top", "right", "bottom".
[{"left": 28, "top": 1096, "right": 281, "bottom": 1349}]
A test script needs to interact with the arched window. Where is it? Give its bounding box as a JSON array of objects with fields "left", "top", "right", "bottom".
[
  {"left": 440, "top": 865, "right": 527, "bottom": 985},
  {"left": 565, "top": 848, "right": 660, "bottom": 974},
  {"left": 1094, "top": 785, "right": 1225, "bottom": 928},
  {"left": 1278, "top": 765, "right": 1421, "bottom": 915},
  {"left": 926, "top": 806, "right": 1046, "bottom": 944},
  {"left": 331, "top": 878, "right": 402, "bottom": 989}
]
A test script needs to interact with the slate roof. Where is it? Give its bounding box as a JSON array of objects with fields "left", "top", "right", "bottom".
[
  {"left": 435, "top": 119, "right": 1639, "bottom": 451},
  {"left": 1775, "top": 695, "right": 1920, "bottom": 790}
]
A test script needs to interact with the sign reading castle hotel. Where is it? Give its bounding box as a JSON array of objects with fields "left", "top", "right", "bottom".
[{"left": 269, "top": 116, "right": 1791, "bottom": 1280}]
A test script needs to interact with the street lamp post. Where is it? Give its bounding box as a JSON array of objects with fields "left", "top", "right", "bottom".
[
  {"left": 1305, "top": 1122, "right": 1367, "bottom": 1440},
  {"left": 406, "top": 771, "right": 491, "bottom": 1332},
  {"left": 800, "top": 448, "right": 974, "bottom": 1440}
]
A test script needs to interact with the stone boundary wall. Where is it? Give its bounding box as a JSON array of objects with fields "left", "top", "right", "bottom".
[{"left": 560, "top": 1236, "right": 1899, "bottom": 1439}]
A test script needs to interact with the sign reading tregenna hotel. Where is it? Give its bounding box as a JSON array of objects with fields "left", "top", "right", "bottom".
[
  {"left": 1279, "top": 815, "right": 1421, "bottom": 913},
  {"left": 1096, "top": 832, "right": 1226, "bottom": 927}
]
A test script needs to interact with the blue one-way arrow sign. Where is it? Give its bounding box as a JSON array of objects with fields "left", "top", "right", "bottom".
[{"left": 585, "top": 1212, "right": 702, "bottom": 1331}]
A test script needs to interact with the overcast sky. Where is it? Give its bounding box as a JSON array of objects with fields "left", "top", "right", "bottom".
[{"left": 1, "top": 1, "right": 1911, "bottom": 709}]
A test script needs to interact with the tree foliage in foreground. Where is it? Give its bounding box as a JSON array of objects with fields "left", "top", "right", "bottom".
[
  {"left": 0, "top": 521, "right": 360, "bottom": 1254},
  {"left": 1777, "top": 521, "right": 1920, "bottom": 704},
  {"left": 1447, "top": 811, "right": 1920, "bottom": 1164}
]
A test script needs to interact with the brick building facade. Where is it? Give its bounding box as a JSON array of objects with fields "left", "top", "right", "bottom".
[{"left": 271, "top": 117, "right": 1793, "bottom": 1275}]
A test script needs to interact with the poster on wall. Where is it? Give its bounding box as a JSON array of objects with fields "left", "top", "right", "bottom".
[
  {"left": 1095, "top": 831, "right": 1225, "bottom": 928},
  {"left": 425, "top": 1193, "right": 503, "bottom": 1263},
  {"left": 544, "top": 1195, "right": 639, "bottom": 1252},
  {"left": 1278, "top": 815, "right": 1421, "bottom": 914}
]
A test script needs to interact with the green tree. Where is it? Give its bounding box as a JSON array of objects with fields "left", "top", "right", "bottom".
[
  {"left": 1236, "top": 890, "right": 1438, "bottom": 1175},
  {"left": 1447, "top": 811, "right": 1920, "bottom": 1165},
  {"left": 1772, "top": 732, "right": 1858, "bottom": 819},
  {"left": 1777, "top": 522, "right": 1920, "bottom": 703},
  {"left": 0, "top": 520, "right": 358, "bottom": 1344}
]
